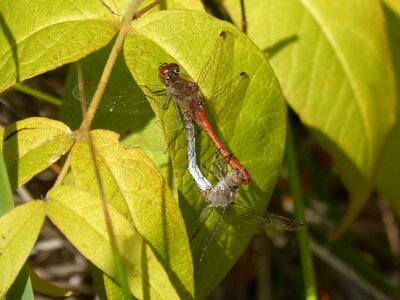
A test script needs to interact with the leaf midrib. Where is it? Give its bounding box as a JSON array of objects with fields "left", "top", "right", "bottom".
[{"left": 300, "top": 0, "right": 372, "bottom": 158}]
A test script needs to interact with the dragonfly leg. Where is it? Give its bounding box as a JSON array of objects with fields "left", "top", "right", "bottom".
[
  {"left": 152, "top": 88, "right": 167, "bottom": 95},
  {"left": 201, "top": 150, "right": 223, "bottom": 180},
  {"left": 212, "top": 151, "right": 227, "bottom": 178},
  {"left": 162, "top": 92, "right": 171, "bottom": 109},
  {"left": 163, "top": 99, "right": 182, "bottom": 153}
]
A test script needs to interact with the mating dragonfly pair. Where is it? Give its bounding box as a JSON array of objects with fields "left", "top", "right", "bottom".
[{"left": 73, "top": 30, "right": 302, "bottom": 263}]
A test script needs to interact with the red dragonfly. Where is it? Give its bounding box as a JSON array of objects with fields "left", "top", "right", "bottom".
[
  {"left": 158, "top": 59, "right": 250, "bottom": 184},
  {"left": 72, "top": 31, "right": 250, "bottom": 183}
]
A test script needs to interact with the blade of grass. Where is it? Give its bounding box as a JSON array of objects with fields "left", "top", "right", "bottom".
[
  {"left": 285, "top": 117, "right": 318, "bottom": 300},
  {"left": 0, "top": 153, "right": 34, "bottom": 299},
  {"left": 12, "top": 83, "right": 62, "bottom": 106}
]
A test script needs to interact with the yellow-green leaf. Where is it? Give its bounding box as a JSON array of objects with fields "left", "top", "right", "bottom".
[
  {"left": 124, "top": 10, "right": 286, "bottom": 298},
  {"left": 28, "top": 267, "right": 75, "bottom": 297},
  {"left": 0, "top": 0, "right": 118, "bottom": 93},
  {"left": 59, "top": 9, "right": 285, "bottom": 298},
  {"left": 225, "top": 0, "right": 397, "bottom": 236},
  {"left": 46, "top": 185, "right": 180, "bottom": 300},
  {"left": 138, "top": 0, "right": 205, "bottom": 14},
  {"left": 70, "top": 129, "right": 194, "bottom": 298},
  {"left": 0, "top": 201, "right": 46, "bottom": 297},
  {"left": 0, "top": 117, "right": 74, "bottom": 190},
  {"left": 377, "top": 0, "right": 400, "bottom": 215}
]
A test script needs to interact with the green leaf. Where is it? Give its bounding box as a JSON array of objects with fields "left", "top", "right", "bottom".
[
  {"left": 0, "top": 0, "right": 118, "bottom": 93},
  {"left": 45, "top": 185, "right": 180, "bottom": 300},
  {"left": 0, "top": 153, "right": 14, "bottom": 216},
  {"left": 0, "top": 0, "right": 207, "bottom": 94},
  {"left": 125, "top": 10, "right": 286, "bottom": 298},
  {"left": 222, "top": 0, "right": 272, "bottom": 50},
  {"left": 225, "top": 0, "right": 397, "bottom": 235},
  {"left": 0, "top": 155, "right": 35, "bottom": 300},
  {"left": 100, "top": 0, "right": 204, "bottom": 18},
  {"left": 138, "top": 0, "right": 205, "bottom": 14},
  {"left": 0, "top": 117, "right": 74, "bottom": 191},
  {"left": 28, "top": 267, "right": 75, "bottom": 297},
  {"left": 6, "top": 265, "right": 34, "bottom": 300},
  {"left": 103, "top": 273, "right": 125, "bottom": 300},
  {"left": 0, "top": 200, "right": 46, "bottom": 298},
  {"left": 59, "top": 41, "right": 178, "bottom": 201},
  {"left": 70, "top": 129, "right": 194, "bottom": 298},
  {"left": 377, "top": 0, "right": 400, "bottom": 215}
]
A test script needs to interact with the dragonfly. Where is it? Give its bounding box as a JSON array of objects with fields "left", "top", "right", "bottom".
[
  {"left": 158, "top": 56, "right": 250, "bottom": 184},
  {"left": 72, "top": 31, "right": 250, "bottom": 182},
  {"left": 184, "top": 110, "right": 302, "bottom": 262}
]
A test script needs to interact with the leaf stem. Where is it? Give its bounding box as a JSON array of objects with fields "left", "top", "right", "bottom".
[
  {"left": 135, "top": 0, "right": 162, "bottom": 19},
  {"left": 87, "top": 131, "right": 132, "bottom": 300},
  {"left": 78, "top": 0, "right": 143, "bottom": 136},
  {"left": 285, "top": 116, "right": 318, "bottom": 300},
  {"left": 53, "top": 153, "right": 71, "bottom": 187}
]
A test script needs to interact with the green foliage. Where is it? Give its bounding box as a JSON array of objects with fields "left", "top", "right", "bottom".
[
  {"left": 28, "top": 267, "right": 74, "bottom": 297},
  {"left": 0, "top": 0, "right": 398, "bottom": 299},
  {"left": 0, "top": 155, "right": 35, "bottom": 300},
  {"left": 0, "top": 118, "right": 74, "bottom": 191},
  {"left": 377, "top": 0, "right": 400, "bottom": 215},
  {"left": 0, "top": 0, "right": 284, "bottom": 298},
  {"left": 46, "top": 184, "right": 181, "bottom": 299},
  {"left": 69, "top": 130, "right": 194, "bottom": 297},
  {"left": 0, "top": 201, "right": 46, "bottom": 296},
  {"left": 225, "top": 0, "right": 398, "bottom": 236}
]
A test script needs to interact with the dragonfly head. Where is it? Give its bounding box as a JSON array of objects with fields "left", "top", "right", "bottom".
[{"left": 159, "top": 63, "right": 180, "bottom": 85}]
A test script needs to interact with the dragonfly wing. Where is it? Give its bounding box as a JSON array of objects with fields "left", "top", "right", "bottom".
[
  {"left": 72, "top": 82, "right": 183, "bottom": 151},
  {"left": 261, "top": 212, "right": 303, "bottom": 233},
  {"left": 197, "top": 31, "right": 237, "bottom": 97},
  {"left": 221, "top": 203, "right": 303, "bottom": 236},
  {"left": 190, "top": 206, "right": 226, "bottom": 265}
]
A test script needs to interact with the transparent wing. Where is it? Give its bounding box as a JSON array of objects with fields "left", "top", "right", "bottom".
[
  {"left": 190, "top": 205, "right": 302, "bottom": 267},
  {"left": 201, "top": 71, "right": 250, "bottom": 132},
  {"left": 188, "top": 31, "right": 251, "bottom": 153},
  {"left": 194, "top": 203, "right": 303, "bottom": 240},
  {"left": 196, "top": 31, "right": 237, "bottom": 97},
  {"left": 72, "top": 82, "right": 183, "bottom": 151},
  {"left": 223, "top": 203, "right": 303, "bottom": 235}
]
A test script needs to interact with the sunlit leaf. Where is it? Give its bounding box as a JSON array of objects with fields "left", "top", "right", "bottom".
[
  {"left": 0, "top": 154, "right": 34, "bottom": 300},
  {"left": 124, "top": 10, "right": 286, "bottom": 298},
  {"left": 0, "top": 0, "right": 118, "bottom": 93},
  {"left": 377, "top": 0, "right": 400, "bottom": 215},
  {"left": 0, "top": 117, "right": 74, "bottom": 191},
  {"left": 46, "top": 185, "right": 180, "bottom": 299},
  {"left": 69, "top": 129, "right": 193, "bottom": 298},
  {"left": 225, "top": 0, "right": 397, "bottom": 236},
  {"left": 0, "top": 201, "right": 46, "bottom": 297}
]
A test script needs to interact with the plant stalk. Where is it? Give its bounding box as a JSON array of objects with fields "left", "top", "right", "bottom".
[
  {"left": 78, "top": 0, "right": 143, "bottom": 136},
  {"left": 285, "top": 117, "right": 318, "bottom": 300}
]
